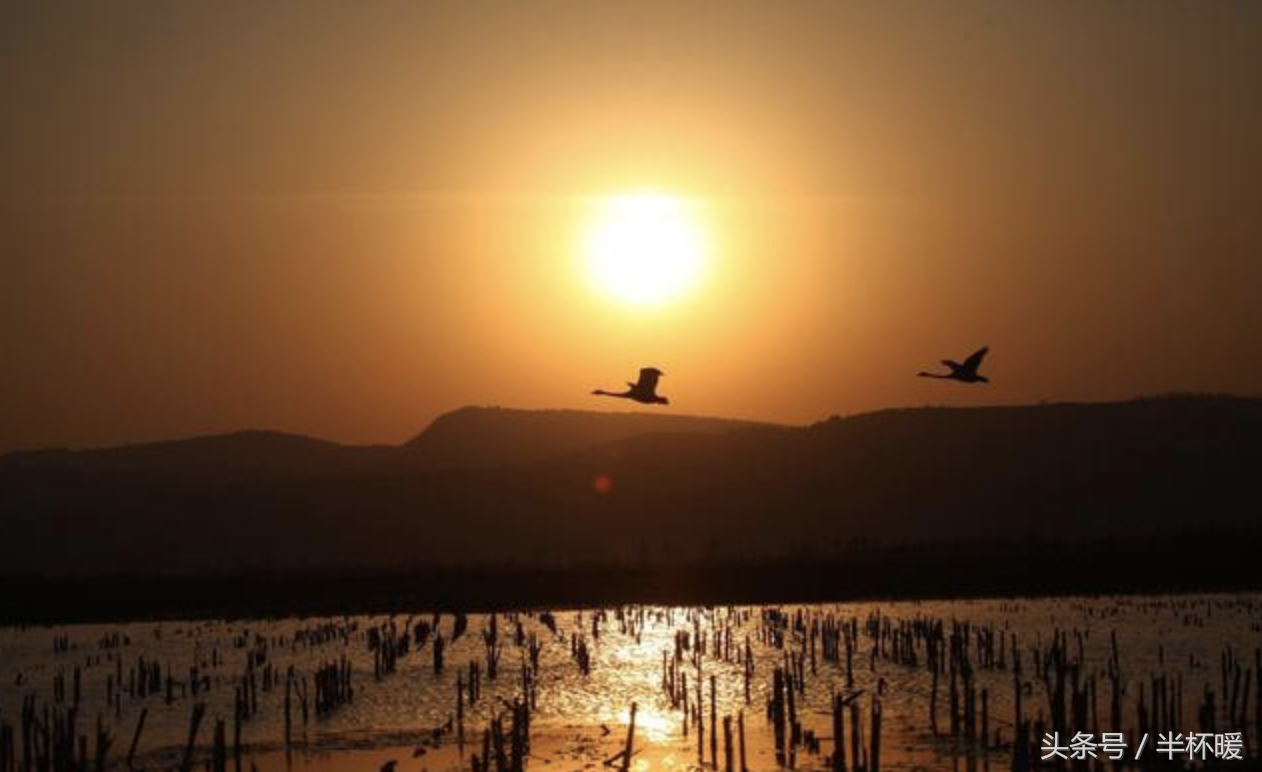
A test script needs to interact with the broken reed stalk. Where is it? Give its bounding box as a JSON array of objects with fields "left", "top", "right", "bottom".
[
  {"left": 620, "top": 702, "right": 637, "bottom": 772},
  {"left": 849, "top": 692, "right": 862, "bottom": 772},
  {"left": 212, "top": 717, "right": 226, "bottom": 772},
  {"left": 178, "top": 702, "right": 205, "bottom": 772},
  {"left": 723, "top": 715, "right": 733, "bottom": 772},
  {"left": 832, "top": 694, "right": 846, "bottom": 772},
  {"left": 126, "top": 707, "right": 147, "bottom": 768},
  {"left": 869, "top": 694, "right": 881, "bottom": 772},
  {"left": 284, "top": 667, "right": 293, "bottom": 751},
  {"left": 698, "top": 670, "right": 705, "bottom": 763},
  {"left": 710, "top": 674, "right": 718, "bottom": 767}
]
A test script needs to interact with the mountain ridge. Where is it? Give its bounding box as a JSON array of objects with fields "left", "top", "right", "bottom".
[
  {"left": 3, "top": 394, "right": 1258, "bottom": 576},
  {"left": 0, "top": 405, "right": 770, "bottom": 480}
]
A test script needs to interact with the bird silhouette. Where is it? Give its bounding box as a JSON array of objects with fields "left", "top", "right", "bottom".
[
  {"left": 593, "top": 367, "right": 670, "bottom": 405},
  {"left": 918, "top": 346, "right": 991, "bottom": 383}
]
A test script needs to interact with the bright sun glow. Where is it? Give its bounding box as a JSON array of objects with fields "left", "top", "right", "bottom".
[{"left": 582, "top": 193, "right": 709, "bottom": 306}]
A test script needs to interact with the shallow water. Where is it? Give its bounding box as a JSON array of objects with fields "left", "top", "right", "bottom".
[{"left": 1, "top": 593, "right": 1259, "bottom": 770}]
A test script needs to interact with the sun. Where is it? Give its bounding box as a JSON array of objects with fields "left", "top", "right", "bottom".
[{"left": 581, "top": 193, "right": 709, "bottom": 306}]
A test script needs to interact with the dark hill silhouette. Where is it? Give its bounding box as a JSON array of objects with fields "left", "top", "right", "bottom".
[
  {"left": 0, "top": 407, "right": 764, "bottom": 484},
  {"left": 1, "top": 396, "right": 1259, "bottom": 579},
  {"left": 399, "top": 406, "right": 764, "bottom": 468},
  {"left": 0, "top": 430, "right": 394, "bottom": 485}
]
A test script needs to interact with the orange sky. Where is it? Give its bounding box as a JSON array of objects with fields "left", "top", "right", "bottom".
[{"left": 2, "top": 1, "right": 1260, "bottom": 453}]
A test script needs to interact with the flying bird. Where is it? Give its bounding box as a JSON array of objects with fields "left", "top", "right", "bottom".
[
  {"left": 918, "top": 346, "right": 991, "bottom": 384},
  {"left": 593, "top": 367, "right": 670, "bottom": 405}
]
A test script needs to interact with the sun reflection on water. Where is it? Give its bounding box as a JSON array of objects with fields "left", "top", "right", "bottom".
[{"left": 2, "top": 595, "right": 1260, "bottom": 771}]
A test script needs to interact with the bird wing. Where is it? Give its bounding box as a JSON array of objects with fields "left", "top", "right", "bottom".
[
  {"left": 961, "top": 346, "right": 989, "bottom": 373},
  {"left": 635, "top": 367, "right": 662, "bottom": 392}
]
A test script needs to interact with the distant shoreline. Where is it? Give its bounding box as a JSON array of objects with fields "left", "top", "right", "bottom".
[{"left": 4, "top": 531, "right": 1259, "bottom": 626}]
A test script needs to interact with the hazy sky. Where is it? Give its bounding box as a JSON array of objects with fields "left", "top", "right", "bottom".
[{"left": 2, "top": 0, "right": 1260, "bottom": 453}]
